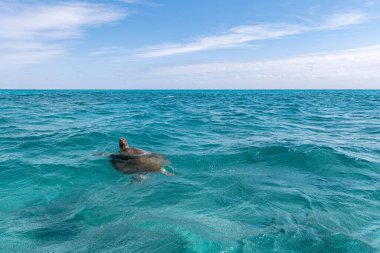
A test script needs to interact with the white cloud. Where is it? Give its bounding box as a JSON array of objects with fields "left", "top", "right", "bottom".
[
  {"left": 2, "top": 47, "right": 64, "bottom": 66},
  {"left": 0, "top": 2, "right": 125, "bottom": 66},
  {"left": 137, "top": 10, "right": 368, "bottom": 58},
  {"left": 152, "top": 45, "right": 380, "bottom": 89},
  {"left": 137, "top": 24, "right": 303, "bottom": 58},
  {"left": 319, "top": 10, "right": 367, "bottom": 30}
]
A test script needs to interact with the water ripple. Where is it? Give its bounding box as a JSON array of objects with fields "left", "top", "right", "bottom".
[{"left": 0, "top": 90, "right": 379, "bottom": 252}]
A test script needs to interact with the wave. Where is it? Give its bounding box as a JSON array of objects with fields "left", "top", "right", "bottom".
[{"left": 170, "top": 144, "right": 378, "bottom": 173}]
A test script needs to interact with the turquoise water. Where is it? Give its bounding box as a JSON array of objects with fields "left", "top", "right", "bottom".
[{"left": 0, "top": 90, "right": 379, "bottom": 253}]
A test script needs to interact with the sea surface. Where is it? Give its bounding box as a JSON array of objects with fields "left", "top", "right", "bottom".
[{"left": 0, "top": 90, "right": 379, "bottom": 253}]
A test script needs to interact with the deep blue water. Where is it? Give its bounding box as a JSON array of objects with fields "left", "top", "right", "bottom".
[{"left": 0, "top": 90, "right": 379, "bottom": 253}]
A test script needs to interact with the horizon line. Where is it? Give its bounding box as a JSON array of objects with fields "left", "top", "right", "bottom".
[{"left": 1, "top": 88, "right": 379, "bottom": 91}]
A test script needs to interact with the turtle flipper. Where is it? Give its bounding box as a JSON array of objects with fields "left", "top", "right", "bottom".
[
  {"left": 130, "top": 173, "right": 148, "bottom": 184},
  {"left": 161, "top": 168, "right": 174, "bottom": 176}
]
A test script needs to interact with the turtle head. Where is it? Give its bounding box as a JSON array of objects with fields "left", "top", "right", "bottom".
[{"left": 119, "top": 137, "right": 129, "bottom": 151}]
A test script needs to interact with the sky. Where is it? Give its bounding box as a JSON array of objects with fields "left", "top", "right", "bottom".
[{"left": 0, "top": 0, "right": 380, "bottom": 89}]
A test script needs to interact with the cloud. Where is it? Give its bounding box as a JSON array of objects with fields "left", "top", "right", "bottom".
[
  {"left": 136, "top": 10, "right": 368, "bottom": 58},
  {"left": 319, "top": 10, "right": 367, "bottom": 30},
  {"left": 137, "top": 24, "right": 303, "bottom": 58},
  {"left": 0, "top": 2, "right": 125, "bottom": 66},
  {"left": 152, "top": 45, "right": 380, "bottom": 88}
]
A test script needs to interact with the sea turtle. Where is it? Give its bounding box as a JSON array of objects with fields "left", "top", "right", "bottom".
[{"left": 109, "top": 137, "right": 174, "bottom": 176}]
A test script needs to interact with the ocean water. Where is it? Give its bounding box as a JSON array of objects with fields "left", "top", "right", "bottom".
[{"left": 0, "top": 90, "right": 379, "bottom": 253}]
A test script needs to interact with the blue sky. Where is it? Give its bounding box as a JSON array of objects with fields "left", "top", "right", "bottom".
[{"left": 0, "top": 0, "right": 379, "bottom": 89}]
